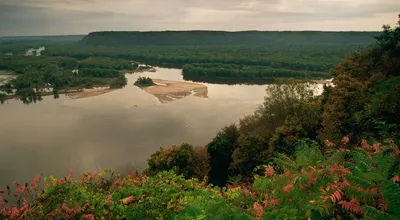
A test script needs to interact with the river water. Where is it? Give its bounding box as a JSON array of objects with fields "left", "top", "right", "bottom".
[
  {"left": 0, "top": 68, "right": 266, "bottom": 186},
  {"left": 0, "top": 68, "right": 324, "bottom": 186}
]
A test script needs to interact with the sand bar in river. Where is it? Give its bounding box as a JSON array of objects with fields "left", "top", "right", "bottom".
[{"left": 142, "top": 79, "right": 208, "bottom": 103}]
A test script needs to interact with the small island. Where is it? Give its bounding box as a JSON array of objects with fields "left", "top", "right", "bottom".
[
  {"left": 134, "top": 76, "right": 156, "bottom": 87},
  {"left": 135, "top": 78, "right": 208, "bottom": 103}
]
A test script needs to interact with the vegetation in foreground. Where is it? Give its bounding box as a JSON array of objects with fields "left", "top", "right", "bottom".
[{"left": 1, "top": 16, "right": 399, "bottom": 220}]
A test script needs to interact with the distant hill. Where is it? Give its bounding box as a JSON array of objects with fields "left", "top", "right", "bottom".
[
  {"left": 0, "top": 35, "right": 85, "bottom": 42},
  {"left": 79, "top": 31, "right": 380, "bottom": 46}
]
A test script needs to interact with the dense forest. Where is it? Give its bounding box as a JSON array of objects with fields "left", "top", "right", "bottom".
[
  {"left": 182, "top": 63, "right": 331, "bottom": 80},
  {"left": 1, "top": 17, "right": 399, "bottom": 219},
  {"left": 0, "top": 31, "right": 380, "bottom": 85},
  {"left": 80, "top": 31, "right": 379, "bottom": 46},
  {"left": 0, "top": 35, "right": 83, "bottom": 55},
  {"left": 40, "top": 31, "right": 379, "bottom": 81}
]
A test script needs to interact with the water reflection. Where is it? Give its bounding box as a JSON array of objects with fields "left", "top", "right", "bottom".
[{"left": 0, "top": 68, "right": 323, "bottom": 187}]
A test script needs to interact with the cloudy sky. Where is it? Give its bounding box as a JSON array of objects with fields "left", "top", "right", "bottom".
[{"left": 0, "top": 0, "right": 399, "bottom": 36}]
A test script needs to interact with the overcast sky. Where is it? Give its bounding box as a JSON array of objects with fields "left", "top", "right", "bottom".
[{"left": 0, "top": 0, "right": 399, "bottom": 36}]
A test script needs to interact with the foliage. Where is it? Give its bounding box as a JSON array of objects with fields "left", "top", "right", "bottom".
[
  {"left": 182, "top": 63, "right": 331, "bottom": 81},
  {"left": 230, "top": 134, "right": 270, "bottom": 178},
  {"left": 134, "top": 76, "right": 155, "bottom": 87},
  {"left": 42, "top": 31, "right": 378, "bottom": 84},
  {"left": 0, "top": 55, "right": 127, "bottom": 104},
  {"left": 207, "top": 124, "right": 240, "bottom": 186},
  {"left": 0, "top": 170, "right": 224, "bottom": 219},
  {"left": 79, "top": 57, "right": 138, "bottom": 70},
  {"left": 145, "top": 143, "right": 194, "bottom": 177},
  {"left": 80, "top": 31, "right": 378, "bottom": 47},
  {"left": 270, "top": 100, "right": 321, "bottom": 155},
  {"left": 319, "top": 19, "right": 400, "bottom": 143},
  {"left": 249, "top": 139, "right": 400, "bottom": 219}
]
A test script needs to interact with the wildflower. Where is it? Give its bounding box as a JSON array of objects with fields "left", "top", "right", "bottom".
[
  {"left": 0, "top": 190, "right": 5, "bottom": 194},
  {"left": 393, "top": 175, "right": 399, "bottom": 183}
]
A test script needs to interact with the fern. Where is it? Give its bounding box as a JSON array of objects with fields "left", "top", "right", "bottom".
[
  {"left": 323, "top": 150, "right": 345, "bottom": 166},
  {"left": 273, "top": 154, "right": 299, "bottom": 171},
  {"left": 373, "top": 152, "right": 395, "bottom": 177},
  {"left": 361, "top": 205, "right": 397, "bottom": 220},
  {"left": 345, "top": 174, "right": 372, "bottom": 188},
  {"left": 381, "top": 181, "right": 400, "bottom": 217}
]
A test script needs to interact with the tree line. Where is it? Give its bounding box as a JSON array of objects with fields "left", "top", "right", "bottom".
[{"left": 182, "top": 63, "right": 331, "bottom": 80}]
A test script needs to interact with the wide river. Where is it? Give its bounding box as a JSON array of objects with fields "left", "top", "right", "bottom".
[{"left": 0, "top": 68, "right": 323, "bottom": 186}]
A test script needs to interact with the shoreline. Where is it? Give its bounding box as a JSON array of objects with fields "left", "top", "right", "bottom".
[{"left": 1, "top": 87, "right": 118, "bottom": 102}]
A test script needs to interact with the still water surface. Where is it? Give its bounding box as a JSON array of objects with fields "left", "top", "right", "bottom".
[{"left": 0, "top": 68, "right": 279, "bottom": 186}]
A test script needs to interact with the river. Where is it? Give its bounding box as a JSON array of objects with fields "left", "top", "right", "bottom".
[{"left": 0, "top": 68, "right": 323, "bottom": 186}]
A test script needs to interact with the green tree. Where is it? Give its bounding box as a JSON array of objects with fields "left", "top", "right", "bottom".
[{"left": 207, "top": 124, "right": 240, "bottom": 186}]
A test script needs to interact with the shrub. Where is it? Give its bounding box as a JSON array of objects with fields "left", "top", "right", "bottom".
[
  {"left": 134, "top": 76, "right": 155, "bottom": 87},
  {"left": 145, "top": 143, "right": 194, "bottom": 177}
]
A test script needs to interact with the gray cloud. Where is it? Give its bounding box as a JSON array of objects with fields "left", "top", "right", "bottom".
[{"left": 0, "top": 0, "right": 399, "bottom": 36}]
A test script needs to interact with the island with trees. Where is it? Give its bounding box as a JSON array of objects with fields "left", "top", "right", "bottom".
[{"left": 134, "top": 76, "right": 155, "bottom": 87}]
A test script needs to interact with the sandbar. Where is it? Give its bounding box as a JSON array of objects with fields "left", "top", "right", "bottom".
[
  {"left": 66, "top": 88, "right": 117, "bottom": 99},
  {"left": 141, "top": 79, "right": 208, "bottom": 103}
]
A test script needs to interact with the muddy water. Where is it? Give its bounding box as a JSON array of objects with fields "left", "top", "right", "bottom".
[{"left": 0, "top": 68, "right": 322, "bottom": 186}]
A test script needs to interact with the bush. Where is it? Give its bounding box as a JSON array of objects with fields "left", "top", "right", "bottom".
[
  {"left": 145, "top": 143, "right": 194, "bottom": 177},
  {"left": 134, "top": 76, "right": 155, "bottom": 87},
  {"left": 145, "top": 144, "right": 211, "bottom": 180}
]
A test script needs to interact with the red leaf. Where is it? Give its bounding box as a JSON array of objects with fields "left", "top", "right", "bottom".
[
  {"left": 120, "top": 196, "right": 134, "bottom": 205},
  {"left": 253, "top": 202, "right": 264, "bottom": 219},
  {"left": 283, "top": 184, "right": 293, "bottom": 192},
  {"left": 264, "top": 167, "right": 274, "bottom": 176}
]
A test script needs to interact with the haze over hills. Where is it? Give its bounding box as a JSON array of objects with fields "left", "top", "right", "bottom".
[{"left": 79, "top": 31, "right": 380, "bottom": 46}]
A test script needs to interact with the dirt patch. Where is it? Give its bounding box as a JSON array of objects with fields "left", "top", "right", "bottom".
[
  {"left": 142, "top": 79, "right": 208, "bottom": 103},
  {"left": 66, "top": 88, "right": 117, "bottom": 99}
]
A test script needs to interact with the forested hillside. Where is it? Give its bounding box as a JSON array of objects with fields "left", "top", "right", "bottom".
[
  {"left": 0, "top": 35, "right": 84, "bottom": 55},
  {"left": 41, "top": 31, "right": 380, "bottom": 82},
  {"left": 80, "top": 31, "right": 379, "bottom": 46},
  {"left": 1, "top": 17, "right": 399, "bottom": 220}
]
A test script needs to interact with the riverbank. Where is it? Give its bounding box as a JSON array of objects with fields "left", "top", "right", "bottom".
[
  {"left": 66, "top": 88, "right": 117, "bottom": 99},
  {"left": 1, "top": 87, "right": 118, "bottom": 102},
  {"left": 141, "top": 79, "right": 208, "bottom": 103}
]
